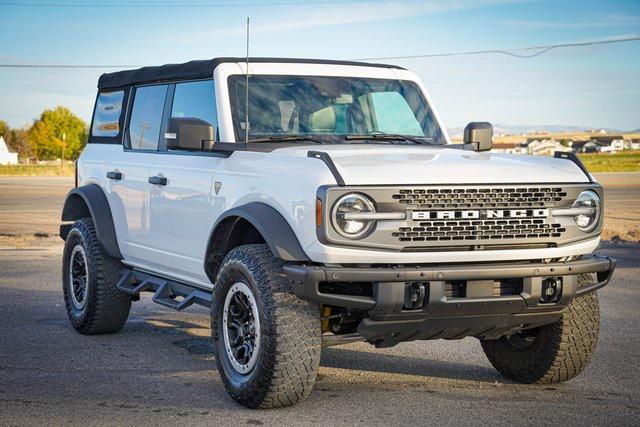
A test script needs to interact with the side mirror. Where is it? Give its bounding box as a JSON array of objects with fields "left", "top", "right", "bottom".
[
  {"left": 166, "top": 117, "right": 215, "bottom": 151},
  {"left": 464, "top": 122, "right": 493, "bottom": 152}
]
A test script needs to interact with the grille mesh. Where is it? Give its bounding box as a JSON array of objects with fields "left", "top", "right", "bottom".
[
  {"left": 390, "top": 186, "right": 569, "bottom": 244},
  {"left": 393, "top": 219, "right": 566, "bottom": 242},
  {"left": 392, "top": 187, "right": 567, "bottom": 209}
]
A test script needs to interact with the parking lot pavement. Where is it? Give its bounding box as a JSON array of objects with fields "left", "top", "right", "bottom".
[{"left": 0, "top": 241, "right": 638, "bottom": 425}]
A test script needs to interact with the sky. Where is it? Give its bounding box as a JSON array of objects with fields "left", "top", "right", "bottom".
[{"left": 0, "top": 0, "right": 639, "bottom": 131}]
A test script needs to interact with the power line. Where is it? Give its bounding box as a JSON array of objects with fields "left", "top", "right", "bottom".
[
  {"left": 0, "top": 0, "right": 378, "bottom": 7},
  {"left": 353, "top": 36, "right": 640, "bottom": 61},
  {"left": 0, "top": 64, "right": 140, "bottom": 69},
  {"left": 1, "top": 36, "right": 638, "bottom": 70}
]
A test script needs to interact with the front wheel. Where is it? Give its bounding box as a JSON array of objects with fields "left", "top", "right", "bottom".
[
  {"left": 211, "top": 244, "right": 321, "bottom": 409},
  {"left": 480, "top": 273, "right": 600, "bottom": 384}
]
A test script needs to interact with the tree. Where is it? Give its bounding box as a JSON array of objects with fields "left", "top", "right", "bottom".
[
  {"left": 0, "top": 120, "right": 31, "bottom": 159},
  {"left": 28, "top": 107, "right": 87, "bottom": 160},
  {"left": 0, "top": 120, "right": 9, "bottom": 140},
  {"left": 9, "top": 129, "right": 32, "bottom": 160}
]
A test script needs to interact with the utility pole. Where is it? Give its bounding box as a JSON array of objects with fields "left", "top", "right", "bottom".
[{"left": 61, "top": 132, "right": 66, "bottom": 166}]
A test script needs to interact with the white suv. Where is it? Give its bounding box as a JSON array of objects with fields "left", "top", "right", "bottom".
[{"left": 60, "top": 57, "right": 615, "bottom": 408}]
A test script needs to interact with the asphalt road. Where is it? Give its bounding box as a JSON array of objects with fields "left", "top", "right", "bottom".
[
  {"left": 0, "top": 176, "right": 71, "bottom": 237},
  {"left": 0, "top": 175, "right": 639, "bottom": 425}
]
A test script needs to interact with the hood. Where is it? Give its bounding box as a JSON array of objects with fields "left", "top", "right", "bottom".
[{"left": 277, "top": 145, "right": 590, "bottom": 185}]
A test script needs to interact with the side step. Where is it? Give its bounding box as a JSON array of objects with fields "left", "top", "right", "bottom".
[{"left": 116, "top": 269, "right": 212, "bottom": 311}]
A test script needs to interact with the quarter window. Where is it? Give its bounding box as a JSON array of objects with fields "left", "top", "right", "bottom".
[
  {"left": 128, "top": 85, "right": 168, "bottom": 150},
  {"left": 92, "top": 91, "right": 124, "bottom": 137},
  {"left": 171, "top": 80, "right": 218, "bottom": 130}
]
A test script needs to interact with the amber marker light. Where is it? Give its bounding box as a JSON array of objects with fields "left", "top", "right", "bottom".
[{"left": 316, "top": 198, "right": 323, "bottom": 227}]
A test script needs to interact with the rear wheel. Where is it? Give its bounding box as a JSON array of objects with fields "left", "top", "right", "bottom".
[
  {"left": 211, "top": 244, "right": 321, "bottom": 409},
  {"left": 480, "top": 273, "right": 599, "bottom": 384},
  {"left": 62, "top": 218, "right": 131, "bottom": 334}
]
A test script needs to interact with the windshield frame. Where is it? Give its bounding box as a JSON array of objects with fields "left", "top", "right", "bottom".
[{"left": 226, "top": 74, "right": 447, "bottom": 145}]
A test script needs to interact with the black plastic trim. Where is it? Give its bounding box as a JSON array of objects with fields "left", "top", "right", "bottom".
[
  {"left": 284, "top": 254, "right": 615, "bottom": 309},
  {"left": 308, "top": 151, "right": 345, "bottom": 186},
  {"left": 554, "top": 151, "right": 594, "bottom": 183},
  {"left": 203, "top": 141, "right": 317, "bottom": 153},
  {"left": 211, "top": 202, "right": 310, "bottom": 261},
  {"left": 60, "top": 184, "right": 122, "bottom": 259}
]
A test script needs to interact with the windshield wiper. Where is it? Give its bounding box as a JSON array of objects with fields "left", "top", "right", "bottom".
[
  {"left": 344, "top": 133, "right": 434, "bottom": 145},
  {"left": 247, "top": 135, "right": 325, "bottom": 144}
]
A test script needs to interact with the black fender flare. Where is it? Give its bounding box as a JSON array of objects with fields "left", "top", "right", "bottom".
[
  {"left": 212, "top": 202, "right": 310, "bottom": 262},
  {"left": 60, "top": 184, "right": 122, "bottom": 259}
]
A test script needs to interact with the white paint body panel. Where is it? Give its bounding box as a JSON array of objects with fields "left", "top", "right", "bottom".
[
  {"left": 78, "top": 61, "right": 596, "bottom": 286},
  {"left": 255, "top": 145, "right": 588, "bottom": 185}
]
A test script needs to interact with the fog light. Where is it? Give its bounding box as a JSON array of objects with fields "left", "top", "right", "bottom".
[{"left": 540, "top": 278, "right": 562, "bottom": 303}]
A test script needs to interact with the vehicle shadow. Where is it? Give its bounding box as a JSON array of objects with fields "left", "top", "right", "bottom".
[{"left": 320, "top": 345, "right": 502, "bottom": 383}]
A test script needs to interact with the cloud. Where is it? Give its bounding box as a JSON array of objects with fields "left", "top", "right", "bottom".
[
  {"left": 136, "top": 0, "right": 520, "bottom": 45},
  {"left": 501, "top": 14, "right": 640, "bottom": 29}
]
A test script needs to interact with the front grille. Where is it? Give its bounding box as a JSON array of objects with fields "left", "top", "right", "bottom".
[
  {"left": 389, "top": 185, "right": 570, "bottom": 245},
  {"left": 392, "top": 187, "right": 567, "bottom": 209}
]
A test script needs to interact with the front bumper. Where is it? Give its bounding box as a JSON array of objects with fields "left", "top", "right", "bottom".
[{"left": 284, "top": 254, "right": 616, "bottom": 346}]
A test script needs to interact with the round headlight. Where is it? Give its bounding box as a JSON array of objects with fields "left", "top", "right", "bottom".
[
  {"left": 331, "top": 193, "right": 376, "bottom": 239},
  {"left": 572, "top": 190, "right": 601, "bottom": 232}
]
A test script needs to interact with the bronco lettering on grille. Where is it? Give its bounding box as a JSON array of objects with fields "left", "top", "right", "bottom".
[{"left": 412, "top": 209, "right": 549, "bottom": 221}]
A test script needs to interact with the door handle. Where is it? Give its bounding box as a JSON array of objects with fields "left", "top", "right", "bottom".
[
  {"left": 148, "top": 175, "right": 167, "bottom": 186},
  {"left": 106, "top": 171, "right": 122, "bottom": 180}
]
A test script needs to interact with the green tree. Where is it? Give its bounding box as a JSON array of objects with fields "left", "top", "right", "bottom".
[{"left": 28, "top": 107, "right": 87, "bottom": 160}]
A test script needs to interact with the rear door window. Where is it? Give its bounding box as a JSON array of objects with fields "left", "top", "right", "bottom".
[{"left": 128, "top": 85, "right": 168, "bottom": 150}]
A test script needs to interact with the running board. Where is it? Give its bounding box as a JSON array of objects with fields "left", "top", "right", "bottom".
[{"left": 116, "top": 269, "right": 212, "bottom": 311}]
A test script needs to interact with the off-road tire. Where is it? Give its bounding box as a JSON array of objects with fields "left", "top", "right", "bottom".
[
  {"left": 211, "top": 244, "right": 321, "bottom": 409},
  {"left": 62, "top": 218, "right": 131, "bottom": 334},
  {"left": 481, "top": 273, "right": 599, "bottom": 384}
]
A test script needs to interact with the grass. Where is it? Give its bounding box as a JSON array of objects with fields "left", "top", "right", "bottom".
[
  {"left": 0, "top": 164, "right": 75, "bottom": 176},
  {"left": 579, "top": 151, "right": 640, "bottom": 173}
]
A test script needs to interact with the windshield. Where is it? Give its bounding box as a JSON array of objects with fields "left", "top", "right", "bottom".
[{"left": 228, "top": 75, "right": 445, "bottom": 144}]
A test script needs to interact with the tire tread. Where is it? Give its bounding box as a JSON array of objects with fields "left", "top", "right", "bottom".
[{"left": 481, "top": 273, "right": 599, "bottom": 384}]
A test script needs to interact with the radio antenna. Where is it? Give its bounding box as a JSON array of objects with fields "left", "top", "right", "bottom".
[{"left": 244, "top": 16, "right": 250, "bottom": 143}]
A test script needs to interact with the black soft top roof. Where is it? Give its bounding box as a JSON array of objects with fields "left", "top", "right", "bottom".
[{"left": 97, "top": 57, "right": 405, "bottom": 90}]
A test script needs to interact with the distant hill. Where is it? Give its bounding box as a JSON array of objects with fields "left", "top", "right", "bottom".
[{"left": 447, "top": 124, "right": 625, "bottom": 138}]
